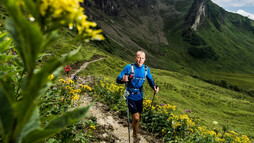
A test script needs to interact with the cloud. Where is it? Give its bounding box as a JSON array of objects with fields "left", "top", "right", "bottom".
[
  {"left": 211, "top": 0, "right": 254, "bottom": 7},
  {"left": 211, "top": 0, "right": 254, "bottom": 20},
  {"left": 236, "top": 9, "right": 254, "bottom": 20}
]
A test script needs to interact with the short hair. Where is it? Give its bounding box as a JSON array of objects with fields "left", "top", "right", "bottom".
[{"left": 136, "top": 50, "right": 145, "bottom": 56}]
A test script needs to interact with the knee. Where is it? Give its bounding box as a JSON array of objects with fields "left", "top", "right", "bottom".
[{"left": 133, "top": 114, "right": 140, "bottom": 122}]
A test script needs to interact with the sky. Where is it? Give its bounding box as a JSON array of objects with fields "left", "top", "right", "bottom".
[{"left": 211, "top": 0, "right": 254, "bottom": 20}]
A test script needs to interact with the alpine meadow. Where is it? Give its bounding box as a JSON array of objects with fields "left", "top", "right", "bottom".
[{"left": 0, "top": 0, "right": 254, "bottom": 142}]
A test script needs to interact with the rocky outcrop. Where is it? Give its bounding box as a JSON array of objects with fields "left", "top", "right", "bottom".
[
  {"left": 184, "top": 0, "right": 226, "bottom": 31},
  {"left": 191, "top": 2, "right": 206, "bottom": 30},
  {"left": 184, "top": 0, "right": 207, "bottom": 30}
]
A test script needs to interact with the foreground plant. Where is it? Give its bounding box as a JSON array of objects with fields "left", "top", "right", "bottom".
[{"left": 0, "top": 0, "right": 103, "bottom": 142}]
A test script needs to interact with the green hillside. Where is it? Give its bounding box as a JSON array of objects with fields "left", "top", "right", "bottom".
[{"left": 83, "top": 0, "right": 254, "bottom": 93}]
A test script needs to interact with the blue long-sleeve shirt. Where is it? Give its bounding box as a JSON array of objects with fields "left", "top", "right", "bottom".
[{"left": 116, "top": 63, "right": 155, "bottom": 101}]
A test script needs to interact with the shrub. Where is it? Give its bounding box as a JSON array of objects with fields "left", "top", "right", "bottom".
[
  {"left": 182, "top": 29, "right": 207, "bottom": 46},
  {"left": 188, "top": 46, "right": 217, "bottom": 60}
]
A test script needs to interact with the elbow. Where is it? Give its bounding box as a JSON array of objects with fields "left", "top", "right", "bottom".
[{"left": 116, "top": 77, "right": 123, "bottom": 84}]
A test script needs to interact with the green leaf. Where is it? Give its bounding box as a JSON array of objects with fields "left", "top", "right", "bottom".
[
  {"left": 0, "top": 32, "right": 8, "bottom": 43},
  {"left": 23, "top": 58, "right": 62, "bottom": 101},
  {"left": 45, "top": 104, "right": 91, "bottom": 129},
  {"left": 0, "top": 117, "right": 3, "bottom": 135},
  {"left": 23, "top": 0, "right": 36, "bottom": 16},
  {"left": 37, "top": 53, "right": 51, "bottom": 61},
  {"left": 0, "top": 39, "right": 12, "bottom": 53},
  {"left": 22, "top": 129, "right": 60, "bottom": 143},
  {"left": 0, "top": 86, "right": 15, "bottom": 134},
  {"left": 19, "top": 106, "right": 40, "bottom": 141},
  {"left": 22, "top": 105, "right": 92, "bottom": 143},
  {"left": 12, "top": 100, "right": 36, "bottom": 142},
  {"left": 5, "top": 19, "right": 26, "bottom": 72},
  {"left": 23, "top": 0, "right": 42, "bottom": 25},
  {"left": 6, "top": 16, "right": 43, "bottom": 75},
  {"left": 0, "top": 54, "right": 16, "bottom": 64},
  {"left": 0, "top": 76, "right": 16, "bottom": 103},
  {"left": 12, "top": 46, "right": 81, "bottom": 141},
  {"left": 12, "top": 56, "right": 24, "bottom": 68},
  {"left": 12, "top": 58, "right": 62, "bottom": 140}
]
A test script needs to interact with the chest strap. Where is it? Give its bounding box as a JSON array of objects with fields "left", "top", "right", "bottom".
[{"left": 130, "top": 63, "right": 147, "bottom": 82}]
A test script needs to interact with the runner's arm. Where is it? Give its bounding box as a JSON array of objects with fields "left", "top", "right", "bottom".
[
  {"left": 116, "top": 65, "right": 131, "bottom": 84},
  {"left": 146, "top": 66, "right": 156, "bottom": 89}
]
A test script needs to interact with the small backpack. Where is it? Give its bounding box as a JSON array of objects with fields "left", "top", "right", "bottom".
[{"left": 130, "top": 63, "right": 147, "bottom": 83}]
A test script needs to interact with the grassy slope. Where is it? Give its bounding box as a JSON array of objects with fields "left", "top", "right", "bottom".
[
  {"left": 156, "top": 0, "right": 254, "bottom": 92},
  {"left": 196, "top": 14, "right": 254, "bottom": 91}
]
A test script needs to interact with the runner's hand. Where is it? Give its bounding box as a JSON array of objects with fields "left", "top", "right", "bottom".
[
  {"left": 123, "top": 75, "right": 129, "bottom": 82},
  {"left": 154, "top": 86, "right": 159, "bottom": 93}
]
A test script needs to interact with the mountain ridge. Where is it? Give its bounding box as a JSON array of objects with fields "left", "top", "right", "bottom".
[{"left": 82, "top": 0, "right": 254, "bottom": 76}]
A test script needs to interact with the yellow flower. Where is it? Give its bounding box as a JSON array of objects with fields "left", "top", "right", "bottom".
[
  {"left": 68, "top": 78, "right": 75, "bottom": 85},
  {"left": 90, "top": 125, "right": 96, "bottom": 130},
  {"left": 69, "top": 23, "right": 73, "bottom": 29},
  {"left": 176, "top": 121, "right": 182, "bottom": 127},
  {"left": 39, "top": 0, "right": 104, "bottom": 40},
  {"left": 48, "top": 74, "right": 54, "bottom": 80},
  {"left": 76, "top": 89, "right": 81, "bottom": 93},
  {"left": 69, "top": 90, "right": 75, "bottom": 95},
  {"left": 241, "top": 135, "right": 251, "bottom": 143},
  {"left": 59, "top": 78, "right": 65, "bottom": 82},
  {"left": 230, "top": 130, "right": 238, "bottom": 136},
  {"left": 207, "top": 130, "right": 216, "bottom": 136},
  {"left": 73, "top": 94, "right": 79, "bottom": 101},
  {"left": 225, "top": 133, "right": 232, "bottom": 137},
  {"left": 60, "top": 97, "right": 64, "bottom": 101},
  {"left": 84, "top": 85, "right": 92, "bottom": 91},
  {"left": 79, "top": 84, "right": 84, "bottom": 88},
  {"left": 40, "top": 0, "right": 49, "bottom": 16},
  {"left": 101, "top": 83, "right": 105, "bottom": 88},
  {"left": 216, "top": 138, "right": 225, "bottom": 142}
]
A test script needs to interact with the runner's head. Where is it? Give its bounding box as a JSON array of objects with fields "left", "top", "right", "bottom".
[{"left": 134, "top": 51, "right": 146, "bottom": 67}]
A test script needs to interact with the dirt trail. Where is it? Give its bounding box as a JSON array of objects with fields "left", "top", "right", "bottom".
[
  {"left": 77, "top": 95, "right": 149, "bottom": 143},
  {"left": 72, "top": 58, "right": 151, "bottom": 143},
  {"left": 71, "top": 57, "right": 105, "bottom": 78}
]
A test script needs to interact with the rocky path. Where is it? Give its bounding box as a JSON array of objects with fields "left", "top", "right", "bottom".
[
  {"left": 72, "top": 58, "right": 151, "bottom": 143},
  {"left": 70, "top": 57, "right": 105, "bottom": 78},
  {"left": 77, "top": 95, "right": 149, "bottom": 143}
]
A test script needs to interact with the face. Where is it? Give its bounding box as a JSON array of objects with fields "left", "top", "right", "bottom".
[{"left": 135, "top": 52, "right": 146, "bottom": 67}]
